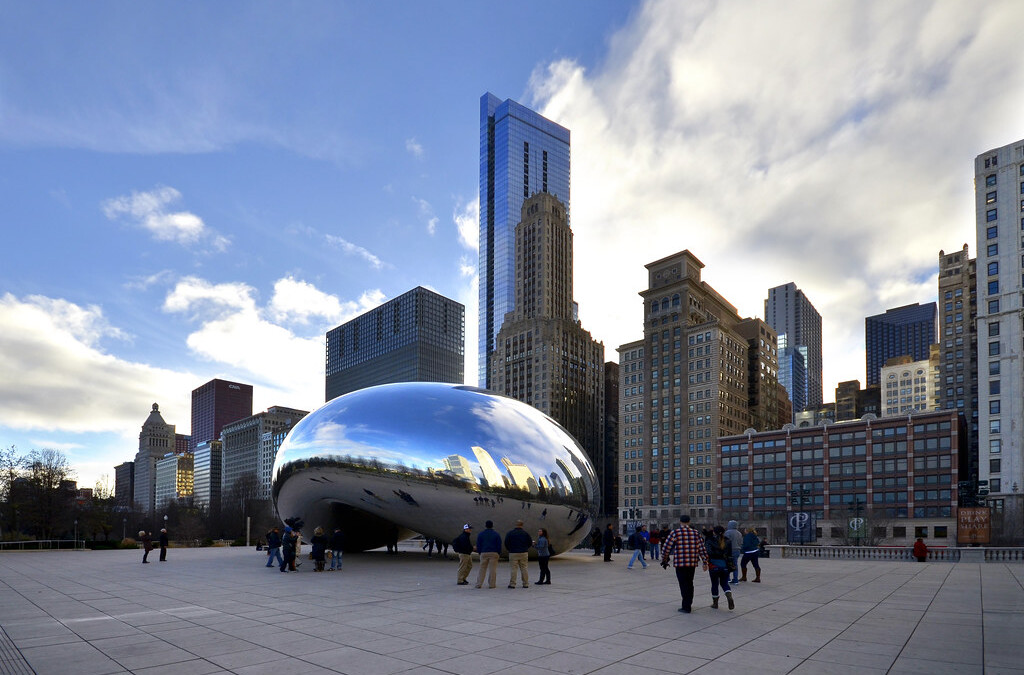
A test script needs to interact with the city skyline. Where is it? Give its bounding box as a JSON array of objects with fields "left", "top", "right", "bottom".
[{"left": 2, "top": 2, "right": 1023, "bottom": 489}]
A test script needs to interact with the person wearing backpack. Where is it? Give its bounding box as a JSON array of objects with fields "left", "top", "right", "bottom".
[
  {"left": 627, "top": 525, "right": 648, "bottom": 569},
  {"left": 452, "top": 524, "right": 474, "bottom": 585}
]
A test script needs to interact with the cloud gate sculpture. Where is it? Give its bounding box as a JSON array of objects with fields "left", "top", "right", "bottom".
[{"left": 272, "top": 382, "right": 600, "bottom": 554}]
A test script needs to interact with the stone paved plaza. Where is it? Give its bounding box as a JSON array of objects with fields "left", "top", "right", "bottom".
[{"left": 1, "top": 544, "right": 1022, "bottom": 675}]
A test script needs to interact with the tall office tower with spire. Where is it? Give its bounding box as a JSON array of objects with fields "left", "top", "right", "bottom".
[
  {"left": 489, "top": 193, "right": 605, "bottom": 510},
  {"left": 938, "top": 244, "right": 978, "bottom": 483},
  {"left": 133, "top": 403, "right": 177, "bottom": 516},
  {"left": 975, "top": 140, "right": 1024, "bottom": 527},
  {"left": 765, "top": 282, "right": 822, "bottom": 413},
  {"left": 478, "top": 92, "right": 570, "bottom": 388}
]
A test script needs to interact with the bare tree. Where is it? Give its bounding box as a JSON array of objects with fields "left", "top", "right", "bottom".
[
  {"left": 19, "top": 449, "right": 76, "bottom": 539},
  {"left": 0, "top": 446, "right": 28, "bottom": 539}
]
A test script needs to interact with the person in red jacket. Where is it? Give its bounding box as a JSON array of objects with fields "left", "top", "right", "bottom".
[{"left": 913, "top": 537, "right": 929, "bottom": 562}]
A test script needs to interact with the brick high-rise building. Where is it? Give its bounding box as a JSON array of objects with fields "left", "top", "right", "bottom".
[
  {"left": 937, "top": 244, "right": 979, "bottom": 485},
  {"left": 190, "top": 378, "right": 253, "bottom": 453}
]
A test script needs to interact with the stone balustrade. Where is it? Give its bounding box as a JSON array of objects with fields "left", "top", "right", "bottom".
[{"left": 776, "top": 545, "right": 1024, "bottom": 562}]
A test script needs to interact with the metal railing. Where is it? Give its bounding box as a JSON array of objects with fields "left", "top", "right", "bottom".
[
  {"left": 0, "top": 540, "right": 84, "bottom": 552},
  {"left": 778, "top": 545, "right": 1024, "bottom": 563}
]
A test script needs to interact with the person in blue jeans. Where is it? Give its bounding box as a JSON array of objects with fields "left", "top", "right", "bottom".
[
  {"left": 265, "top": 527, "right": 283, "bottom": 568},
  {"left": 329, "top": 527, "right": 345, "bottom": 571},
  {"left": 627, "top": 525, "right": 648, "bottom": 569}
]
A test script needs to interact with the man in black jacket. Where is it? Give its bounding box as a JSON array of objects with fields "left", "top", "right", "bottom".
[
  {"left": 504, "top": 520, "right": 533, "bottom": 588},
  {"left": 452, "top": 524, "right": 474, "bottom": 585},
  {"left": 265, "top": 527, "right": 283, "bottom": 568},
  {"left": 603, "top": 523, "right": 615, "bottom": 561},
  {"left": 159, "top": 528, "right": 169, "bottom": 561},
  {"left": 329, "top": 527, "right": 345, "bottom": 571}
]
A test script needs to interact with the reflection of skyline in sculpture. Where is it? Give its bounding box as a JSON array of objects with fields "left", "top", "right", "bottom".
[
  {"left": 471, "top": 445, "right": 507, "bottom": 489},
  {"left": 272, "top": 383, "right": 599, "bottom": 552},
  {"left": 501, "top": 457, "right": 538, "bottom": 494},
  {"left": 442, "top": 454, "right": 475, "bottom": 482}
]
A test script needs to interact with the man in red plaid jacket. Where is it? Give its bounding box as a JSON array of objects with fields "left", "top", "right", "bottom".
[{"left": 660, "top": 515, "right": 708, "bottom": 613}]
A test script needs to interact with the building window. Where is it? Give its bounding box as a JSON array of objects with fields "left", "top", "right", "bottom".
[
  {"left": 990, "top": 458, "right": 1001, "bottom": 474},
  {"left": 934, "top": 526, "right": 947, "bottom": 539},
  {"left": 988, "top": 280, "right": 999, "bottom": 295},
  {"left": 990, "top": 380, "right": 1000, "bottom": 395},
  {"left": 989, "top": 341, "right": 1000, "bottom": 356},
  {"left": 989, "top": 322, "right": 1000, "bottom": 336},
  {"left": 990, "top": 439, "right": 1001, "bottom": 453},
  {"left": 990, "top": 400, "right": 1000, "bottom": 415},
  {"left": 988, "top": 243, "right": 999, "bottom": 256},
  {"left": 915, "top": 526, "right": 928, "bottom": 538},
  {"left": 988, "top": 261, "right": 999, "bottom": 276},
  {"left": 987, "top": 211, "right": 998, "bottom": 224},
  {"left": 991, "top": 420, "right": 1000, "bottom": 434},
  {"left": 989, "top": 299, "right": 1000, "bottom": 313},
  {"left": 986, "top": 174, "right": 997, "bottom": 186},
  {"left": 986, "top": 191, "right": 997, "bottom": 204}
]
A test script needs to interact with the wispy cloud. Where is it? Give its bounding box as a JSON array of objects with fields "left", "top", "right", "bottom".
[
  {"left": 405, "top": 137, "right": 424, "bottom": 158},
  {"left": 453, "top": 198, "right": 479, "bottom": 252},
  {"left": 324, "top": 234, "right": 387, "bottom": 269},
  {"left": 413, "top": 197, "right": 439, "bottom": 235},
  {"left": 102, "top": 186, "right": 229, "bottom": 250}
]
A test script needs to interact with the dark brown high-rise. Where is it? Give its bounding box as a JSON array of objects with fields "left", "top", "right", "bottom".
[{"left": 190, "top": 379, "right": 254, "bottom": 452}]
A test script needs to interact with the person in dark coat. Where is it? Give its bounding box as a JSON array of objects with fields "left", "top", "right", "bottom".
[
  {"left": 535, "top": 528, "right": 552, "bottom": 585},
  {"left": 603, "top": 524, "right": 615, "bottom": 561},
  {"left": 159, "top": 528, "right": 169, "bottom": 562},
  {"left": 266, "top": 527, "right": 283, "bottom": 568},
  {"left": 452, "top": 524, "right": 474, "bottom": 585},
  {"left": 280, "top": 527, "right": 298, "bottom": 573},
  {"left": 310, "top": 527, "right": 328, "bottom": 572},
  {"left": 591, "top": 528, "right": 602, "bottom": 556},
  {"left": 139, "top": 530, "right": 153, "bottom": 563},
  {"left": 329, "top": 527, "right": 345, "bottom": 571},
  {"left": 740, "top": 528, "right": 761, "bottom": 582},
  {"left": 705, "top": 525, "right": 735, "bottom": 610}
]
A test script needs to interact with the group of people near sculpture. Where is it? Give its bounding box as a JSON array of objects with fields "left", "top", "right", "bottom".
[{"left": 258, "top": 513, "right": 765, "bottom": 614}]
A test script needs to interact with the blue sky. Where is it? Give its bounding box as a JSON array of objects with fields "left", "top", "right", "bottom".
[{"left": 2, "top": 1, "right": 1023, "bottom": 489}]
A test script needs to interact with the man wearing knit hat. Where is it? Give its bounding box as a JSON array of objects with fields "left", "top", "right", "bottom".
[{"left": 453, "top": 524, "right": 474, "bottom": 585}]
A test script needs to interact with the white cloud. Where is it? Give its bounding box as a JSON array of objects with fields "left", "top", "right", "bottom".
[
  {"left": 406, "top": 137, "right": 425, "bottom": 158},
  {"left": 528, "top": 0, "right": 1024, "bottom": 393},
  {"left": 324, "top": 234, "right": 387, "bottom": 270},
  {"left": 267, "top": 276, "right": 385, "bottom": 326},
  {"left": 0, "top": 293, "right": 195, "bottom": 434},
  {"left": 102, "top": 186, "right": 229, "bottom": 250},
  {"left": 413, "top": 197, "right": 439, "bottom": 235},
  {"left": 454, "top": 197, "right": 479, "bottom": 252}
]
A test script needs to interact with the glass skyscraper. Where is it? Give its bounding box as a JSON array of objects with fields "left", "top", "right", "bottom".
[
  {"left": 864, "top": 302, "right": 937, "bottom": 387},
  {"left": 478, "top": 92, "right": 570, "bottom": 387}
]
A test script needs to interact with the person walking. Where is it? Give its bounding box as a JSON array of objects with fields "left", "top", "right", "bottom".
[
  {"left": 310, "top": 527, "right": 328, "bottom": 572},
  {"left": 740, "top": 527, "right": 761, "bottom": 582},
  {"left": 648, "top": 527, "right": 661, "bottom": 560},
  {"left": 280, "top": 526, "right": 298, "bottom": 573},
  {"left": 535, "top": 528, "right": 552, "bottom": 585},
  {"left": 660, "top": 515, "right": 708, "bottom": 613},
  {"left": 627, "top": 525, "right": 648, "bottom": 569},
  {"left": 266, "top": 527, "right": 284, "bottom": 569},
  {"left": 474, "top": 520, "right": 502, "bottom": 589},
  {"left": 705, "top": 525, "right": 735, "bottom": 610},
  {"left": 913, "top": 537, "right": 929, "bottom": 562},
  {"left": 724, "top": 520, "right": 743, "bottom": 583},
  {"left": 603, "top": 523, "right": 615, "bottom": 562},
  {"left": 139, "top": 531, "right": 153, "bottom": 564},
  {"left": 505, "top": 520, "right": 532, "bottom": 588},
  {"left": 158, "top": 528, "right": 169, "bottom": 562},
  {"left": 329, "top": 527, "right": 345, "bottom": 571},
  {"left": 453, "top": 524, "right": 474, "bottom": 585}
]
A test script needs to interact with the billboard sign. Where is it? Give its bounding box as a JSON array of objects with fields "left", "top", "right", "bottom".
[
  {"left": 957, "top": 507, "right": 991, "bottom": 544},
  {"left": 786, "top": 512, "right": 816, "bottom": 544}
]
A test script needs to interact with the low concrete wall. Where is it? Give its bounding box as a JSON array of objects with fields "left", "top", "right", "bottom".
[{"left": 776, "top": 545, "right": 1024, "bottom": 563}]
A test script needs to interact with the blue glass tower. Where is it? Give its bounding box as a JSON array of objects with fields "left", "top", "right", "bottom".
[
  {"left": 864, "top": 302, "right": 936, "bottom": 386},
  {"left": 479, "top": 93, "right": 570, "bottom": 387}
]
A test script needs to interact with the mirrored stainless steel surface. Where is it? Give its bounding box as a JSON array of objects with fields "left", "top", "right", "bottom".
[{"left": 272, "top": 382, "right": 599, "bottom": 553}]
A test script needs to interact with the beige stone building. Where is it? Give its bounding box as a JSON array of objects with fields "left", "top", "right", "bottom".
[{"left": 489, "top": 193, "right": 606, "bottom": 511}]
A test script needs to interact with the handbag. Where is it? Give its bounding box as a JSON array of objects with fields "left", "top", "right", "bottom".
[{"left": 548, "top": 543, "right": 556, "bottom": 556}]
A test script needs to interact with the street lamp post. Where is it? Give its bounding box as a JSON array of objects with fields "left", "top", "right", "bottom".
[
  {"left": 122, "top": 517, "right": 126, "bottom": 540},
  {"left": 848, "top": 498, "right": 865, "bottom": 546},
  {"left": 73, "top": 519, "right": 78, "bottom": 550}
]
